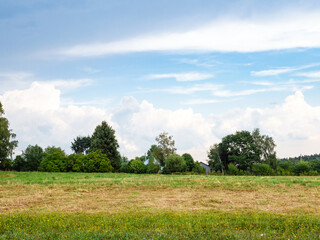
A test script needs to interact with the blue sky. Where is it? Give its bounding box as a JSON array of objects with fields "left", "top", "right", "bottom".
[{"left": 1, "top": 0, "right": 320, "bottom": 160}]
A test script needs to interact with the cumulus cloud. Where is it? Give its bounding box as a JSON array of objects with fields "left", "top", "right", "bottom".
[
  {"left": 1, "top": 82, "right": 319, "bottom": 160},
  {"left": 57, "top": 10, "right": 320, "bottom": 56},
  {"left": 148, "top": 72, "right": 213, "bottom": 82},
  {"left": 211, "top": 91, "right": 320, "bottom": 158}
]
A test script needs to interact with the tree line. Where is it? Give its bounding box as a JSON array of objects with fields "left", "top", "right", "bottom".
[{"left": 1, "top": 100, "right": 320, "bottom": 175}]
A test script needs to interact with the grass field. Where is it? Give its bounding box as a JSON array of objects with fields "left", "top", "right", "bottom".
[{"left": 1, "top": 172, "right": 320, "bottom": 239}]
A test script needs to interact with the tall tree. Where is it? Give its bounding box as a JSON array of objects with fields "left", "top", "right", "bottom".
[
  {"left": 71, "top": 136, "right": 91, "bottom": 154},
  {"left": 0, "top": 101, "right": 18, "bottom": 168},
  {"left": 208, "top": 144, "right": 224, "bottom": 174},
  {"left": 24, "top": 145, "right": 43, "bottom": 171},
  {"left": 154, "top": 132, "right": 176, "bottom": 166},
  {"left": 90, "top": 121, "right": 121, "bottom": 171}
]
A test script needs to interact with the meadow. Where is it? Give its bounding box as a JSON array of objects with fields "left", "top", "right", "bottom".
[{"left": 1, "top": 172, "right": 320, "bottom": 239}]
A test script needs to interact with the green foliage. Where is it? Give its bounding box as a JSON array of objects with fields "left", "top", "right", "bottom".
[
  {"left": 23, "top": 145, "right": 43, "bottom": 171},
  {"left": 227, "top": 163, "right": 239, "bottom": 175},
  {"left": 146, "top": 156, "right": 160, "bottom": 173},
  {"left": 12, "top": 155, "right": 26, "bottom": 171},
  {"left": 209, "top": 129, "right": 277, "bottom": 174},
  {"left": 154, "top": 132, "right": 176, "bottom": 166},
  {"left": 192, "top": 161, "right": 206, "bottom": 174},
  {"left": 310, "top": 159, "right": 320, "bottom": 173},
  {"left": 252, "top": 163, "right": 273, "bottom": 176},
  {"left": 0, "top": 101, "right": 18, "bottom": 169},
  {"left": 208, "top": 144, "right": 224, "bottom": 174},
  {"left": 120, "top": 156, "right": 130, "bottom": 173},
  {"left": 90, "top": 121, "right": 121, "bottom": 171},
  {"left": 38, "top": 146, "right": 67, "bottom": 172},
  {"left": 129, "top": 158, "right": 146, "bottom": 174},
  {"left": 182, "top": 153, "right": 195, "bottom": 172},
  {"left": 293, "top": 161, "right": 311, "bottom": 176},
  {"left": 164, "top": 154, "right": 186, "bottom": 173},
  {"left": 0, "top": 158, "right": 12, "bottom": 170},
  {"left": 71, "top": 136, "right": 91, "bottom": 154},
  {"left": 83, "top": 151, "right": 113, "bottom": 173}
]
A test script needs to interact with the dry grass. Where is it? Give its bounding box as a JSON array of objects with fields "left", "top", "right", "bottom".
[{"left": 1, "top": 183, "right": 319, "bottom": 214}]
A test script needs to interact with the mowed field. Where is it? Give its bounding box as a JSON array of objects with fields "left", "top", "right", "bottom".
[{"left": 1, "top": 172, "right": 320, "bottom": 239}]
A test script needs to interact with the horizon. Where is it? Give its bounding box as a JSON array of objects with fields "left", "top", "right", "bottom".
[{"left": 1, "top": 0, "right": 320, "bottom": 160}]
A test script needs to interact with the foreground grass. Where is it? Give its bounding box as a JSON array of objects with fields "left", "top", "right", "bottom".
[
  {"left": 1, "top": 172, "right": 320, "bottom": 239},
  {"left": 1, "top": 211, "right": 320, "bottom": 239}
]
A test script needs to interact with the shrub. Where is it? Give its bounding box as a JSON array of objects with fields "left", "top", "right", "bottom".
[
  {"left": 192, "top": 161, "right": 206, "bottom": 174},
  {"left": 38, "top": 147, "right": 67, "bottom": 172},
  {"left": 293, "top": 161, "right": 311, "bottom": 176},
  {"left": 165, "top": 154, "right": 186, "bottom": 173},
  {"left": 146, "top": 156, "right": 160, "bottom": 173},
  {"left": 252, "top": 163, "right": 273, "bottom": 176},
  {"left": 129, "top": 158, "right": 146, "bottom": 174},
  {"left": 227, "top": 163, "right": 239, "bottom": 175},
  {"left": 83, "top": 151, "right": 113, "bottom": 173}
]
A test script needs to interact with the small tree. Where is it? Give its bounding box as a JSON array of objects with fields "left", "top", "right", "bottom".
[
  {"left": 182, "top": 153, "right": 195, "bottom": 172},
  {"left": 164, "top": 154, "right": 186, "bottom": 173},
  {"left": 129, "top": 158, "right": 146, "bottom": 174},
  {"left": 90, "top": 121, "right": 121, "bottom": 171},
  {"left": 38, "top": 146, "right": 67, "bottom": 172},
  {"left": 192, "top": 161, "right": 206, "bottom": 174},
  {"left": 154, "top": 132, "right": 176, "bottom": 166},
  {"left": 24, "top": 145, "right": 43, "bottom": 171}
]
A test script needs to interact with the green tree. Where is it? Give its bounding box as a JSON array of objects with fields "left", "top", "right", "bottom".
[
  {"left": 90, "top": 121, "right": 121, "bottom": 171},
  {"left": 164, "top": 154, "right": 186, "bottom": 173},
  {"left": 24, "top": 145, "right": 43, "bottom": 171},
  {"left": 84, "top": 151, "right": 113, "bottom": 173},
  {"left": 218, "top": 131, "right": 262, "bottom": 171},
  {"left": 154, "top": 132, "right": 176, "bottom": 166},
  {"left": 192, "top": 161, "right": 206, "bottom": 174},
  {"left": 182, "top": 153, "right": 195, "bottom": 172},
  {"left": 129, "top": 158, "right": 146, "bottom": 174},
  {"left": 12, "top": 155, "right": 26, "bottom": 171},
  {"left": 208, "top": 144, "right": 224, "bottom": 174},
  {"left": 38, "top": 146, "right": 67, "bottom": 172},
  {"left": 293, "top": 161, "right": 311, "bottom": 176},
  {"left": 146, "top": 155, "right": 160, "bottom": 173},
  {"left": 0, "top": 102, "right": 18, "bottom": 169},
  {"left": 252, "top": 129, "right": 277, "bottom": 169},
  {"left": 71, "top": 136, "right": 91, "bottom": 154}
]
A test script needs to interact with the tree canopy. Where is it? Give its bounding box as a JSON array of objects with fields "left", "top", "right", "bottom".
[
  {"left": 208, "top": 129, "right": 277, "bottom": 173},
  {"left": 153, "top": 132, "right": 176, "bottom": 166},
  {"left": 90, "top": 121, "right": 121, "bottom": 171},
  {"left": 0, "top": 101, "right": 18, "bottom": 169}
]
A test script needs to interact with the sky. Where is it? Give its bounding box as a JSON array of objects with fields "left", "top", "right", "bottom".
[{"left": 1, "top": 0, "right": 320, "bottom": 161}]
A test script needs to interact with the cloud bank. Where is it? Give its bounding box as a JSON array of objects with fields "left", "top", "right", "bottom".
[{"left": 1, "top": 82, "right": 320, "bottom": 160}]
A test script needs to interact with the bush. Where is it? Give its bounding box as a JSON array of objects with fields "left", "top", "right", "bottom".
[
  {"left": 192, "top": 161, "right": 206, "bottom": 174},
  {"left": 146, "top": 156, "right": 160, "bottom": 173},
  {"left": 39, "top": 147, "right": 67, "bottom": 172},
  {"left": 293, "top": 161, "right": 311, "bottom": 176},
  {"left": 252, "top": 163, "right": 273, "bottom": 176},
  {"left": 227, "top": 163, "right": 239, "bottom": 175},
  {"left": 83, "top": 151, "right": 113, "bottom": 173},
  {"left": 12, "top": 155, "right": 26, "bottom": 171},
  {"left": 165, "top": 154, "right": 186, "bottom": 173},
  {"left": 129, "top": 159, "right": 146, "bottom": 174}
]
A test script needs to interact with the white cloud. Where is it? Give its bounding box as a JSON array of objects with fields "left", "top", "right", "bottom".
[
  {"left": 148, "top": 72, "right": 213, "bottom": 82},
  {"left": 251, "top": 68, "right": 296, "bottom": 77},
  {"left": 57, "top": 10, "right": 320, "bottom": 56},
  {"left": 45, "top": 78, "right": 93, "bottom": 91},
  {"left": 210, "top": 91, "right": 320, "bottom": 158},
  {"left": 1, "top": 82, "right": 319, "bottom": 160},
  {"left": 295, "top": 71, "right": 320, "bottom": 78},
  {"left": 251, "top": 63, "right": 320, "bottom": 77}
]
